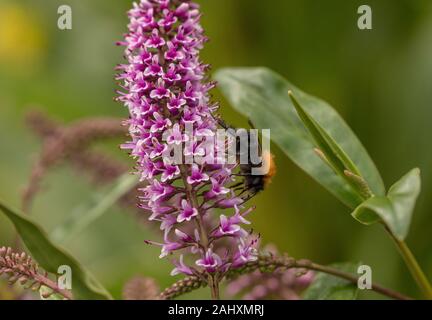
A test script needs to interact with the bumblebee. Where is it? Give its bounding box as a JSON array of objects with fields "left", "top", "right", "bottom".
[
  {"left": 215, "top": 116, "right": 276, "bottom": 201},
  {"left": 240, "top": 150, "right": 276, "bottom": 198}
]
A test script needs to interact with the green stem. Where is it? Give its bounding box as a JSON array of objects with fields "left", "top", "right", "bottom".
[
  {"left": 385, "top": 226, "right": 432, "bottom": 299},
  {"left": 158, "top": 254, "right": 412, "bottom": 300},
  {"left": 179, "top": 165, "right": 220, "bottom": 300},
  {"left": 208, "top": 275, "right": 220, "bottom": 300},
  {"left": 36, "top": 274, "right": 73, "bottom": 300},
  {"left": 305, "top": 262, "right": 410, "bottom": 300}
]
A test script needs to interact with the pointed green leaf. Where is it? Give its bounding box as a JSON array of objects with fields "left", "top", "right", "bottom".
[
  {"left": 352, "top": 168, "right": 421, "bottom": 240},
  {"left": 288, "top": 92, "right": 374, "bottom": 200},
  {"left": 0, "top": 200, "right": 112, "bottom": 300},
  {"left": 215, "top": 67, "right": 385, "bottom": 208},
  {"left": 303, "top": 262, "right": 360, "bottom": 300},
  {"left": 288, "top": 91, "right": 362, "bottom": 178}
]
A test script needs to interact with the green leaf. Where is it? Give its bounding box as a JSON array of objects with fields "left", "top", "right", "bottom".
[
  {"left": 288, "top": 91, "right": 362, "bottom": 178},
  {"left": 352, "top": 168, "right": 421, "bottom": 240},
  {"left": 288, "top": 91, "right": 373, "bottom": 200},
  {"left": 303, "top": 263, "right": 360, "bottom": 300},
  {"left": 215, "top": 67, "right": 385, "bottom": 208},
  {"left": 51, "top": 173, "right": 139, "bottom": 243},
  {"left": 0, "top": 200, "right": 112, "bottom": 300}
]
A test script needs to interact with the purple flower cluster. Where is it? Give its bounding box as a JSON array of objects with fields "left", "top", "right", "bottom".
[{"left": 117, "top": 0, "right": 257, "bottom": 277}]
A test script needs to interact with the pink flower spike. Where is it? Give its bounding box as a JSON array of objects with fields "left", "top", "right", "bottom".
[
  {"left": 177, "top": 199, "right": 198, "bottom": 223},
  {"left": 150, "top": 112, "right": 172, "bottom": 133},
  {"left": 175, "top": 229, "right": 194, "bottom": 243},
  {"left": 230, "top": 205, "right": 253, "bottom": 225},
  {"left": 187, "top": 164, "right": 209, "bottom": 184},
  {"left": 231, "top": 238, "right": 258, "bottom": 268},
  {"left": 165, "top": 41, "right": 185, "bottom": 61},
  {"left": 181, "top": 106, "right": 201, "bottom": 124},
  {"left": 163, "top": 64, "right": 182, "bottom": 83},
  {"left": 139, "top": 50, "right": 152, "bottom": 64},
  {"left": 161, "top": 162, "right": 180, "bottom": 182},
  {"left": 145, "top": 29, "right": 165, "bottom": 48},
  {"left": 171, "top": 255, "right": 193, "bottom": 276},
  {"left": 216, "top": 190, "right": 243, "bottom": 208},
  {"left": 184, "top": 142, "right": 206, "bottom": 158},
  {"left": 158, "top": 9, "right": 178, "bottom": 30},
  {"left": 144, "top": 239, "right": 182, "bottom": 259},
  {"left": 213, "top": 214, "right": 242, "bottom": 237},
  {"left": 196, "top": 249, "right": 221, "bottom": 273},
  {"left": 148, "top": 202, "right": 172, "bottom": 221},
  {"left": 150, "top": 79, "right": 171, "bottom": 100},
  {"left": 160, "top": 214, "right": 177, "bottom": 235},
  {"left": 160, "top": 241, "right": 182, "bottom": 258},
  {"left": 146, "top": 179, "right": 174, "bottom": 202},
  {"left": 149, "top": 137, "right": 168, "bottom": 159},
  {"left": 174, "top": 3, "right": 190, "bottom": 19},
  {"left": 167, "top": 96, "right": 187, "bottom": 111},
  {"left": 205, "top": 177, "right": 230, "bottom": 199},
  {"left": 118, "top": 0, "right": 258, "bottom": 279},
  {"left": 144, "top": 55, "right": 163, "bottom": 77},
  {"left": 166, "top": 123, "right": 188, "bottom": 145},
  {"left": 184, "top": 81, "right": 199, "bottom": 101}
]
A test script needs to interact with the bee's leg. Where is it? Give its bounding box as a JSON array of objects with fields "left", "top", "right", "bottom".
[
  {"left": 230, "top": 181, "right": 244, "bottom": 189},
  {"left": 240, "top": 193, "right": 257, "bottom": 205},
  {"left": 211, "top": 113, "right": 225, "bottom": 128},
  {"left": 238, "top": 185, "right": 259, "bottom": 198},
  {"left": 234, "top": 188, "right": 245, "bottom": 193}
]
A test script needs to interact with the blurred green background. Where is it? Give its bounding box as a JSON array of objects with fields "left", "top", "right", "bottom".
[{"left": 1, "top": 0, "right": 431, "bottom": 299}]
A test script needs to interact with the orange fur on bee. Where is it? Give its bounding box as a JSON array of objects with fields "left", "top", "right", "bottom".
[{"left": 263, "top": 151, "right": 276, "bottom": 188}]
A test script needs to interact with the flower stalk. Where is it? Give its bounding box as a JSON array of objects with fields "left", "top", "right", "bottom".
[
  {"left": 158, "top": 253, "right": 412, "bottom": 300},
  {"left": 180, "top": 163, "right": 220, "bottom": 299},
  {"left": 385, "top": 226, "right": 432, "bottom": 299},
  {"left": 0, "top": 247, "right": 72, "bottom": 300},
  {"left": 117, "top": 0, "right": 258, "bottom": 300},
  {"left": 226, "top": 245, "right": 314, "bottom": 299}
]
